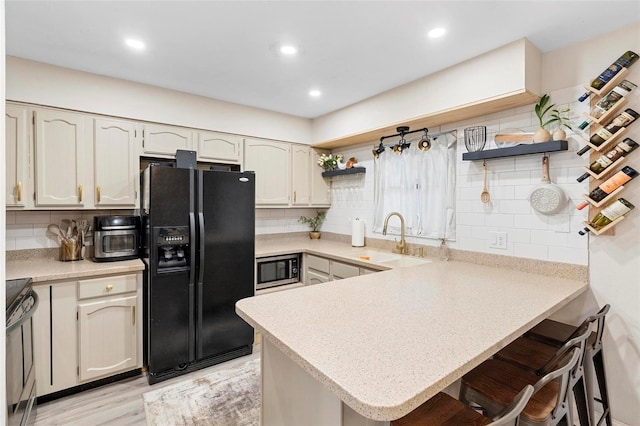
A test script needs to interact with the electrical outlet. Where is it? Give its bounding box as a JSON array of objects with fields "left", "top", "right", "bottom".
[{"left": 489, "top": 231, "right": 507, "bottom": 249}]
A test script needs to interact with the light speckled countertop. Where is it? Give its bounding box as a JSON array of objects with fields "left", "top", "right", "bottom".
[
  {"left": 6, "top": 256, "right": 145, "bottom": 283},
  {"left": 236, "top": 257, "right": 588, "bottom": 421}
]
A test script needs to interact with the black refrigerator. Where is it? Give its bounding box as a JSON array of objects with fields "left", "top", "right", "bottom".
[{"left": 141, "top": 164, "right": 255, "bottom": 384}]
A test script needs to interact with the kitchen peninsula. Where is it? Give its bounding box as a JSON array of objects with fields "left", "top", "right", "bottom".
[{"left": 236, "top": 258, "right": 587, "bottom": 425}]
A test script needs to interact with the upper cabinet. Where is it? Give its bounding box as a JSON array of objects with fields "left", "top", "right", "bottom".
[
  {"left": 291, "top": 145, "right": 311, "bottom": 206},
  {"left": 244, "top": 139, "right": 331, "bottom": 208},
  {"left": 244, "top": 138, "right": 291, "bottom": 206},
  {"left": 197, "top": 131, "right": 242, "bottom": 164},
  {"left": 310, "top": 149, "right": 331, "bottom": 206},
  {"left": 5, "top": 104, "right": 31, "bottom": 208},
  {"left": 94, "top": 118, "right": 139, "bottom": 207},
  {"left": 142, "top": 124, "right": 193, "bottom": 157},
  {"left": 34, "top": 109, "right": 89, "bottom": 207}
]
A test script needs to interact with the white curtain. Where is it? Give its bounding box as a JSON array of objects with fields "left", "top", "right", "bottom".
[{"left": 372, "top": 131, "right": 456, "bottom": 240}]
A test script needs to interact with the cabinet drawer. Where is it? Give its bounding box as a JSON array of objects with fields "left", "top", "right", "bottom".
[
  {"left": 331, "top": 261, "right": 360, "bottom": 280},
  {"left": 306, "top": 269, "right": 330, "bottom": 285},
  {"left": 306, "top": 255, "right": 330, "bottom": 274},
  {"left": 78, "top": 274, "right": 138, "bottom": 300}
]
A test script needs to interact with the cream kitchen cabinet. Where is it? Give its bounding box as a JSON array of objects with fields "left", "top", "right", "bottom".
[
  {"left": 142, "top": 123, "right": 193, "bottom": 157},
  {"left": 304, "top": 254, "right": 377, "bottom": 285},
  {"left": 197, "top": 130, "right": 242, "bottom": 163},
  {"left": 94, "top": 118, "right": 139, "bottom": 207},
  {"left": 310, "top": 149, "right": 331, "bottom": 206},
  {"left": 5, "top": 104, "right": 32, "bottom": 208},
  {"left": 32, "top": 281, "right": 78, "bottom": 397},
  {"left": 244, "top": 138, "right": 291, "bottom": 206},
  {"left": 32, "top": 272, "right": 142, "bottom": 397},
  {"left": 291, "top": 145, "right": 311, "bottom": 206},
  {"left": 34, "top": 109, "right": 91, "bottom": 207},
  {"left": 77, "top": 274, "right": 140, "bottom": 382}
]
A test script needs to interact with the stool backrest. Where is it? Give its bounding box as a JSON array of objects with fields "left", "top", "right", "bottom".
[
  {"left": 533, "top": 346, "right": 582, "bottom": 424},
  {"left": 489, "top": 385, "right": 534, "bottom": 426},
  {"left": 565, "top": 304, "right": 610, "bottom": 352},
  {"left": 537, "top": 321, "right": 593, "bottom": 377}
]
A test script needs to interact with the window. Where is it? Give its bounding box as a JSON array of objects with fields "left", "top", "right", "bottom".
[{"left": 372, "top": 131, "right": 456, "bottom": 240}]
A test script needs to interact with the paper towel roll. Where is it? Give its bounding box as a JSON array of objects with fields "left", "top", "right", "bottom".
[{"left": 352, "top": 218, "right": 365, "bottom": 247}]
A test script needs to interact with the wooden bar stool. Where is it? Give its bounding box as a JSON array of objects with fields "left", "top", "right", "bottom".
[
  {"left": 524, "top": 305, "right": 611, "bottom": 426},
  {"left": 499, "top": 305, "right": 611, "bottom": 426},
  {"left": 460, "top": 324, "right": 592, "bottom": 426},
  {"left": 391, "top": 384, "right": 534, "bottom": 426}
]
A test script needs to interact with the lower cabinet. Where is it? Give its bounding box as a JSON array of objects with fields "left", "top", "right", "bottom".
[
  {"left": 32, "top": 272, "right": 142, "bottom": 397},
  {"left": 304, "top": 254, "right": 377, "bottom": 285}
]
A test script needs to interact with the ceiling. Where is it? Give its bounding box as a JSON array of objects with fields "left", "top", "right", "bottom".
[{"left": 5, "top": 1, "right": 640, "bottom": 119}]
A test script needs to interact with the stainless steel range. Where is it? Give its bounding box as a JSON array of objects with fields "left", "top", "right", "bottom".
[{"left": 6, "top": 277, "right": 38, "bottom": 426}]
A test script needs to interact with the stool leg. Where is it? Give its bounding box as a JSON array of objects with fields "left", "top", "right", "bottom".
[
  {"left": 584, "top": 348, "right": 597, "bottom": 426},
  {"left": 592, "top": 349, "right": 612, "bottom": 426},
  {"left": 573, "top": 375, "right": 592, "bottom": 426}
]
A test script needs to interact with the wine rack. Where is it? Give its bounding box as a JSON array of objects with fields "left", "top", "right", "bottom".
[{"left": 580, "top": 66, "right": 636, "bottom": 236}]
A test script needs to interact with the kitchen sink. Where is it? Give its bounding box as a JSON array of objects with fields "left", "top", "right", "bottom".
[{"left": 378, "top": 257, "right": 431, "bottom": 268}]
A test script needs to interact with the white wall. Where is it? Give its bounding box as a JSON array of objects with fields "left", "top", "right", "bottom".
[{"left": 5, "top": 56, "right": 312, "bottom": 144}]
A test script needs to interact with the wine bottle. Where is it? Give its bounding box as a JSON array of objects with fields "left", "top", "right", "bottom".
[
  {"left": 577, "top": 108, "right": 639, "bottom": 156},
  {"left": 588, "top": 166, "right": 638, "bottom": 202},
  {"left": 577, "top": 80, "right": 637, "bottom": 130},
  {"left": 578, "top": 198, "right": 635, "bottom": 235},
  {"left": 578, "top": 50, "right": 639, "bottom": 102},
  {"left": 576, "top": 138, "right": 639, "bottom": 182}
]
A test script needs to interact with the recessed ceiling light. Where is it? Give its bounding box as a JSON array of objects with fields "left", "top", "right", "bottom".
[
  {"left": 428, "top": 27, "right": 446, "bottom": 39},
  {"left": 309, "top": 89, "right": 321, "bottom": 97},
  {"left": 125, "top": 38, "right": 145, "bottom": 50},
  {"left": 280, "top": 45, "right": 298, "bottom": 55}
]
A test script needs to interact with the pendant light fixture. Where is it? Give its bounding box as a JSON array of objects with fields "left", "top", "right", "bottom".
[{"left": 418, "top": 129, "right": 431, "bottom": 151}]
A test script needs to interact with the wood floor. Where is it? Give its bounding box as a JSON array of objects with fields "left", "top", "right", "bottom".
[{"left": 34, "top": 349, "right": 260, "bottom": 426}]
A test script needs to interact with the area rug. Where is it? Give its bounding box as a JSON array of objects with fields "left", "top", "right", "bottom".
[{"left": 143, "top": 358, "right": 260, "bottom": 425}]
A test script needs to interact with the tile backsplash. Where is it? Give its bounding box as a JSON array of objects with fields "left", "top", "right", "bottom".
[{"left": 5, "top": 210, "right": 136, "bottom": 250}]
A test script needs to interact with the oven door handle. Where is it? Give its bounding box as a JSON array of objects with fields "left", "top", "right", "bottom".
[{"left": 6, "top": 291, "right": 39, "bottom": 334}]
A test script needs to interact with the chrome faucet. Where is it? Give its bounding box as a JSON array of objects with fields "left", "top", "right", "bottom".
[{"left": 382, "top": 212, "right": 408, "bottom": 254}]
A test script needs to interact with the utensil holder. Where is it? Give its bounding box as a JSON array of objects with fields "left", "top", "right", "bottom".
[
  {"left": 60, "top": 238, "right": 82, "bottom": 261},
  {"left": 464, "top": 126, "right": 487, "bottom": 152}
]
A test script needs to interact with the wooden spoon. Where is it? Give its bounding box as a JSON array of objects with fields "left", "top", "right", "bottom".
[{"left": 481, "top": 162, "right": 491, "bottom": 203}]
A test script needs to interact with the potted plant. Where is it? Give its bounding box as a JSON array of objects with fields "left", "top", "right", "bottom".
[
  {"left": 533, "top": 94, "right": 572, "bottom": 142},
  {"left": 549, "top": 107, "right": 573, "bottom": 141},
  {"left": 317, "top": 153, "right": 343, "bottom": 171},
  {"left": 299, "top": 211, "right": 327, "bottom": 239}
]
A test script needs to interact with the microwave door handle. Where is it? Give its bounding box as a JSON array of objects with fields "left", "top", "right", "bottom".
[{"left": 101, "top": 225, "right": 137, "bottom": 230}]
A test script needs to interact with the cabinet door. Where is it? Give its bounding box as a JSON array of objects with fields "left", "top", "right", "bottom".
[
  {"left": 244, "top": 138, "right": 290, "bottom": 205},
  {"left": 94, "top": 118, "right": 139, "bottom": 207},
  {"left": 330, "top": 261, "right": 360, "bottom": 280},
  {"left": 197, "top": 131, "right": 242, "bottom": 163},
  {"left": 78, "top": 295, "right": 138, "bottom": 382},
  {"left": 32, "top": 281, "right": 78, "bottom": 397},
  {"left": 34, "top": 110, "right": 87, "bottom": 206},
  {"left": 5, "top": 104, "right": 30, "bottom": 208},
  {"left": 311, "top": 149, "right": 331, "bottom": 206},
  {"left": 306, "top": 269, "right": 330, "bottom": 285},
  {"left": 142, "top": 124, "right": 193, "bottom": 156},
  {"left": 291, "top": 145, "right": 311, "bottom": 206}
]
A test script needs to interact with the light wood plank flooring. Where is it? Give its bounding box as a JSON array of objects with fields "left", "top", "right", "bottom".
[{"left": 35, "top": 349, "right": 260, "bottom": 426}]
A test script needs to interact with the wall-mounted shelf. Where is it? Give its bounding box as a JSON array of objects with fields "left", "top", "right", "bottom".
[
  {"left": 321, "top": 167, "right": 366, "bottom": 178},
  {"left": 582, "top": 216, "right": 625, "bottom": 235},
  {"left": 581, "top": 97, "right": 629, "bottom": 126},
  {"left": 462, "top": 140, "right": 568, "bottom": 161},
  {"left": 581, "top": 186, "right": 625, "bottom": 208},
  {"left": 583, "top": 67, "right": 630, "bottom": 98},
  {"left": 579, "top": 127, "right": 628, "bottom": 153}
]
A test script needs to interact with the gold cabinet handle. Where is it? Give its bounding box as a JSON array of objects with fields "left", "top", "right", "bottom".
[
  {"left": 17, "top": 181, "right": 22, "bottom": 202},
  {"left": 78, "top": 184, "right": 83, "bottom": 202},
  {"left": 132, "top": 306, "right": 136, "bottom": 326},
  {"left": 294, "top": 191, "right": 297, "bottom": 203},
  {"left": 96, "top": 185, "right": 101, "bottom": 203},
  {"left": 106, "top": 284, "right": 113, "bottom": 291}
]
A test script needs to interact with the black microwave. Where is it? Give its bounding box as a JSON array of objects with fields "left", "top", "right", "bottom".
[{"left": 256, "top": 254, "right": 300, "bottom": 290}]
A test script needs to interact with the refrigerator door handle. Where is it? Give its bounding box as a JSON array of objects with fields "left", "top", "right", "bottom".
[
  {"left": 189, "top": 212, "right": 197, "bottom": 362},
  {"left": 198, "top": 212, "right": 205, "bottom": 285}
]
